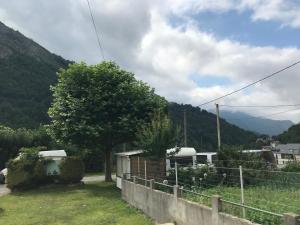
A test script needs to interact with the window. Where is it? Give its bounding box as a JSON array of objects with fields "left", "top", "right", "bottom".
[
  {"left": 281, "top": 154, "right": 294, "bottom": 159},
  {"left": 197, "top": 155, "right": 208, "bottom": 164}
]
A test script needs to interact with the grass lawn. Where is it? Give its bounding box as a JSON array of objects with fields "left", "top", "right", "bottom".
[{"left": 0, "top": 182, "right": 153, "bottom": 225}]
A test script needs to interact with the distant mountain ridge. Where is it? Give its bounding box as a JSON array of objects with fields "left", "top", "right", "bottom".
[
  {"left": 168, "top": 103, "right": 258, "bottom": 151},
  {"left": 0, "top": 21, "right": 260, "bottom": 150},
  {"left": 0, "top": 21, "right": 70, "bottom": 128},
  {"left": 277, "top": 123, "right": 300, "bottom": 143},
  {"left": 219, "top": 110, "right": 293, "bottom": 136}
]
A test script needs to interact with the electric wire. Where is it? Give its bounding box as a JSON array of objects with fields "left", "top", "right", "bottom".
[
  {"left": 198, "top": 60, "right": 300, "bottom": 107},
  {"left": 86, "top": 0, "right": 105, "bottom": 60}
]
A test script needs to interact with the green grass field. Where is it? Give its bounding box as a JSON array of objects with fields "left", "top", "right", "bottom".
[
  {"left": 184, "top": 185, "right": 300, "bottom": 225},
  {"left": 0, "top": 182, "right": 153, "bottom": 225}
]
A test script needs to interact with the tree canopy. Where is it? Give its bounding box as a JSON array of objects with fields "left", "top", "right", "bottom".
[
  {"left": 48, "top": 61, "right": 166, "bottom": 181},
  {"left": 135, "top": 112, "right": 180, "bottom": 159}
]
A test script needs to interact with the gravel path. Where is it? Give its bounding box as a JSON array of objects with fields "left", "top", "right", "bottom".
[
  {"left": 0, "top": 184, "right": 10, "bottom": 196},
  {"left": 82, "top": 174, "right": 116, "bottom": 183}
]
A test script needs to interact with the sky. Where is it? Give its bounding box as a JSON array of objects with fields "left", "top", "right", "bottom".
[{"left": 1, "top": 0, "right": 300, "bottom": 122}]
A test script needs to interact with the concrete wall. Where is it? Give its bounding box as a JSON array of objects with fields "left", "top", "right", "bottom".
[{"left": 122, "top": 179, "right": 261, "bottom": 225}]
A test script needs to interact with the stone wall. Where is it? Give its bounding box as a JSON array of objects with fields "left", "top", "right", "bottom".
[{"left": 122, "top": 179, "right": 263, "bottom": 225}]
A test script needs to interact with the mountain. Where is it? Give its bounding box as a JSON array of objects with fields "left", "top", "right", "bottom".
[
  {"left": 277, "top": 123, "right": 300, "bottom": 143},
  {"left": 168, "top": 103, "right": 259, "bottom": 151},
  {"left": 0, "top": 21, "right": 70, "bottom": 128},
  {"left": 219, "top": 110, "right": 293, "bottom": 136},
  {"left": 0, "top": 21, "right": 259, "bottom": 151}
]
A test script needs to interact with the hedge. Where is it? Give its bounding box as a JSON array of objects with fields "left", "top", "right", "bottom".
[{"left": 59, "top": 157, "right": 85, "bottom": 184}]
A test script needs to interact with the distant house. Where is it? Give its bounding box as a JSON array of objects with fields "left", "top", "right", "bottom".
[
  {"left": 270, "top": 143, "right": 300, "bottom": 167},
  {"left": 38, "top": 150, "right": 67, "bottom": 175}
]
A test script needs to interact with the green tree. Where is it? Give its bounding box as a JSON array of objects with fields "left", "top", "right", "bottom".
[
  {"left": 48, "top": 61, "right": 166, "bottom": 181},
  {"left": 135, "top": 112, "right": 181, "bottom": 159}
]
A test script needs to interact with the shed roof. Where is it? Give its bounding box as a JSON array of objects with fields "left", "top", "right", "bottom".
[
  {"left": 115, "top": 150, "right": 144, "bottom": 157},
  {"left": 38, "top": 150, "right": 67, "bottom": 157}
]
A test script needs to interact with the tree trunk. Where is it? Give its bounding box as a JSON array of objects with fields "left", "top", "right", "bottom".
[{"left": 105, "top": 150, "right": 112, "bottom": 182}]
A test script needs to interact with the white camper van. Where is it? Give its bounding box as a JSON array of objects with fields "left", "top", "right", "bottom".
[{"left": 166, "top": 147, "right": 197, "bottom": 171}]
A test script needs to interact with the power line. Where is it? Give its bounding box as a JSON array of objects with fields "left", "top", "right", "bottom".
[
  {"left": 220, "top": 107, "right": 300, "bottom": 121},
  {"left": 198, "top": 60, "right": 300, "bottom": 107},
  {"left": 86, "top": 0, "right": 105, "bottom": 61},
  {"left": 219, "top": 104, "right": 300, "bottom": 108},
  {"left": 259, "top": 107, "right": 300, "bottom": 118}
]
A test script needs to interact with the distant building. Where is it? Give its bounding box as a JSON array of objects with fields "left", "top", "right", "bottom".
[{"left": 270, "top": 143, "right": 300, "bottom": 167}]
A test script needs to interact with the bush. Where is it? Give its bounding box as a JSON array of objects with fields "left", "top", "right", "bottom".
[
  {"left": 6, "top": 158, "right": 36, "bottom": 190},
  {"left": 59, "top": 157, "right": 84, "bottom": 184},
  {"left": 282, "top": 161, "right": 300, "bottom": 172}
]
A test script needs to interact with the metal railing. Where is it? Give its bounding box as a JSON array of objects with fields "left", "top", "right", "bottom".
[{"left": 123, "top": 174, "right": 287, "bottom": 225}]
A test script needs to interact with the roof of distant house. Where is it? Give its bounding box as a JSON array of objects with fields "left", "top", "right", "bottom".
[
  {"left": 38, "top": 150, "right": 67, "bottom": 158},
  {"left": 274, "top": 144, "right": 300, "bottom": 154}
]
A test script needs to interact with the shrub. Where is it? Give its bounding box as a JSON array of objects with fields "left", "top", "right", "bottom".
[
  {"left": 33, "top": 159, "right": 52, "bottom": 184},
  {"left": 281, "top": 161, "right": 300, "bottom": 172},
  {"left": 59, "top": 157, "right": 84, "bottom": 184},
  {"left": 6, "top": 158, "right": 35, "bottom": 190}
]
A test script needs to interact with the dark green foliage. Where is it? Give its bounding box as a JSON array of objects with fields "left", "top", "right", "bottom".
[
  {"left": 0, "top": 125, "right": 53, "bottom": 170},
  {"left": 281, "top": 161, "right": 300, "bottom": 172},
  {"left": 48, "top": 61, "right": 166, "bottom": 181},
  {"left": 59, "top": 157, "right": 85, "bottom": 184},
  {"left": 135, "top": 112, "right": 180, "bottom": 159},
  {"left": 216, "top": 145, "right": 276, "bottom": 186},
  {"left": 6, "top": 158, "right": 36, "bottom": 190},
  {"left": 0, "top": 21, "right": 70, "bottom": 129},
  {"left": 168, "top": 103, "right": 258, "bottom": 151},
  {"left": 277, "top": 123, "right": 300, "bottom": 143}
]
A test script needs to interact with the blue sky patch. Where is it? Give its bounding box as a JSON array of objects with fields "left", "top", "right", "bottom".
[
  {"left": 189, "top": 73, "right": 232, "bottom": 87},
  {"left": 170, "top": 10, "right": 300, "bottom": 48}
]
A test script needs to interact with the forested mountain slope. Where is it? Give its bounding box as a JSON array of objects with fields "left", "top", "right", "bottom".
[
  {"left": 277, "top": 123, "right": 300, "bottom": 143},
  {"left": 168, "top": 103, "right": 258, "bottom": 151},
  {"left": 0, "top": 21, "right": 70, "bottom": 128}
]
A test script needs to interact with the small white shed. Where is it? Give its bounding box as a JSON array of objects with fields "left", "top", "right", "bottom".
[
  {"left": 115, "top": 150, "right": 144, "bottom": 189},
  {"left": 38, "top": 150, "right": 67, "bottom": 175}
]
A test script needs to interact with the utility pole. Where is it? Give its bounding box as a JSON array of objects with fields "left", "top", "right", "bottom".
[
  {"left": 184, "top": 109, "right": 187, "bottom": 147},
  {"left": 216, "top": 103, "right": 221, "bottom": 151}
]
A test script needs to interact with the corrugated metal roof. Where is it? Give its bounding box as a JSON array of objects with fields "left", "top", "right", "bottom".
[{"left": 274, "top": 144, "right": 300, "bottom": 154}]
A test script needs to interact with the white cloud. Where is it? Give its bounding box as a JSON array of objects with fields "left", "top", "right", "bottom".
[
  {"left": 1, "top": 0, "right": 300, "bottom": 122},
  {"left": 167, "top": 0, "right": 300, "bottom": 28}
]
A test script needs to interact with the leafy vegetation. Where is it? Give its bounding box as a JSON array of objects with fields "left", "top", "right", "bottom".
[
  {"left": 0, "top": 125, "right": 53, "bottom": 170},
  {"left": 135, "top": 112, "right": 180, "bottom": 159},
  {"left": 277, "top": 123, "right": 300, "bottom": 143},
  {"left": 281, "top": 161, "right": 300, "bottom": 172},
  {"left": 0, "top": 182, "right": 153, "bottom": 225},
  {"left": 59, "top": 157, "right": 85, "bottom": 183},
  {"left": 48, "top": 61, "right": 166, "bottom": 181},
  {"left": 0, "top": 21, "right": 70, "bottom": 128}
]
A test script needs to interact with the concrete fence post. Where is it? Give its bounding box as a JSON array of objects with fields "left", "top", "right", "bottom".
[
  {"left": 173, "top": 185, "right": 181, "bottom": 198},
  {"left": 212, "top": 195, "right": 221, "bottom": 225},
  {"left": 149, "top": 179, "right": 155, "bottom": 190},
  {"left": 283, "top": 213, "right": 300, "bottom": 225},
  {"left": 133, "top": 176, "right": 137, "bottom": 184}
]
